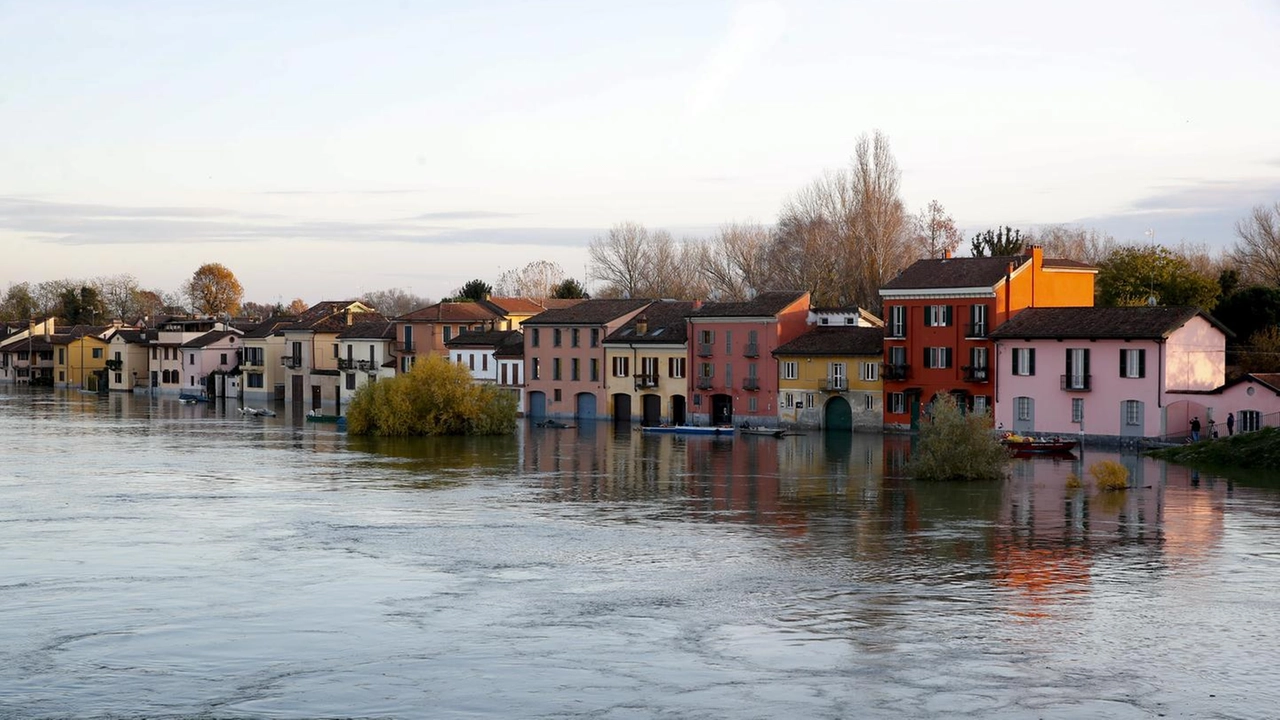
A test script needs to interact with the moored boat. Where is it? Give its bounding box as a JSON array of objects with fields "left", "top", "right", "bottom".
[
  {"left": 739, "top": 426, "right": 786, "bottom": 438},
  {"left": 239, "top": 407, "right": 276, "bottom": 417},
  {"left": 178, "top": 392, "right": 208, "bottom": 403},
  {"left": 641, "top": 425, "right": 735, "bottom": 436},
  {"left": 305, "top": 410, "right": 342, "bottom": 422},
  {"left": 1000, "top": 432, "right": 1078, "bottom": 455},
  {"left": 536, "top": 419, "right": 575, "bottom": 429}
]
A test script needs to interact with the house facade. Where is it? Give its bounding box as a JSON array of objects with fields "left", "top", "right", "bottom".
[
  {"left": 239, "top": 316, "right": 297, "bottom": 403},
  {"left": 879, "top": 247, "right": 1096, "bottom": 431},
  {"left": 774, "top": 326, "right": 885, "bottom": 431},
  {"left": 476, "top": 297, "right": 584, "bottom": 331},
  {"left": 0, "top": 319, "right": 57, "bottom": 385},
  {"left": 522, "top": 298, "right": 652, "bottom": 420},
  {"left": 106, "top": 330, "right": 148, "bottom": 392},
  {"left": 336, "top": 319, "right": 397, "bottom": 407},
  {"left": 493, "top": 333, "right": 525, "bottom": 414},
  {"left": 280, "top": 301, "right": 380, "bottom": 413},
  {"left": 1200, "top": 373, "right": 1280, "bottom": 435},
  {"left": 602, "top": 301, "right": 694, "bottom": 425},
  {"left": 687, "top": 291, "right": 811, "bottom": 426},
  {"left": 144, "top": 317, "right": 225, "bottom": 395},
  {"left": 991, "top": 306, "right": 1229, "bottom": 440},
  {"left": 446, "top": 329, "right": 522, "bottom": 384},
  {"left": 180, "top": 330, "right": 244, "bottom": 398},
  {"left": 394, "top": 301, "right": 500, "bottom": 373}
]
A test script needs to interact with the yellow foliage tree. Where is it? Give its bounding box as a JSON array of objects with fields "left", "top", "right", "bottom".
[{"left": 346, "top": 355, "right": 517, "bottom": 436}]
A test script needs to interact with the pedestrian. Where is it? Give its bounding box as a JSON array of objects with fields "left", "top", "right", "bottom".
[
  {"left": 1227, "top": 412, "right": 1235, "bottom": 436},
  {"left": 1208, "top": 418, "right": 1218, "bottom": 439},
  {"left": 1190, "top": 416, "right": 1201, "bottom": 442}
]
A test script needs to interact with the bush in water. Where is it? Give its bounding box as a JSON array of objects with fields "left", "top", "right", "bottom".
[
  {"left": 346, "top": 355, "right": 517, "bottom": 436},
  {"left": 910, "top": 392, "right": 1009, "bottom": 481}
]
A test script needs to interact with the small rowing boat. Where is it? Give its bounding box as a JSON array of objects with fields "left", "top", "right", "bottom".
[{"left": 641, "top": 425, "right": 734, "bottom": 436}]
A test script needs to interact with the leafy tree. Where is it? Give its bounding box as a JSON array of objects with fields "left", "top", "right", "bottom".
[
  {"left": 59, "top": 286, "right": 106, "bottom": 324},
  {"left": 96, "top": 273, "right": 142, "bottom": 319},
  {"left": 286, "top": 298, "right": 309, "bottom": 315},
  {"left": 1213, "top": 286, "right": 1280, "bottom": 353},
  {"left": 970, "top": 226, "right": 1026, "bottom": 257},
  {"left": 910, "top": 393, "right": 1009, "bottom": 481},
  {"left": 1096, "top": 244, "right": 1221, "bottom": 309},
  {"left": 184, "top": 263, "right": 244, "bottom": 316},
  {"left": 910, "top": 200, "right": 963, "bottom": 259},
  {"left": 346, "top": 355, "right": 516, "bottom": 436},
  {"left": 452, "top": 278, "right": 492, "bottom": 302},
  {"left": 551, "top": 277, "right": 588, "bottom": 299},
  {"left": 0, "top": 282, "right": 37, "bottom": 321},
  {"left": 1218, "top": 268, "right": 1241, "bottom": 299},
  {"left": 1239, "top": 327, "right": 1280, "bottom": 374}
]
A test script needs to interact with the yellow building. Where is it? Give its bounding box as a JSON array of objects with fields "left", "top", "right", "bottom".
[
  {"left": 602, "top": 301, "right": 694, "bottom": 425},
  {"left": 773, "top": 326, "right": 885, "bottom": 431},
  {"left": 52, "top": 326, "right": 112, "bottom": 390}
]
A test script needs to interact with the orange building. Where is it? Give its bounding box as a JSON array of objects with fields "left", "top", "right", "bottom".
[{"left": 878, "top": 246, "right": 1095, "bottom": 430}]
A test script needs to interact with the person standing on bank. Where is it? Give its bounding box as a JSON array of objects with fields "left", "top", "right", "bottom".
[
  {"left": 1190, "top": 416, "right": 1201, "bottom": 441},
  {"left": 1227, "top": 412, "right": 1235, "bottom": 436}
]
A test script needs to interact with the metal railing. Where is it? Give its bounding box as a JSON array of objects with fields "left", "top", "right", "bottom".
[
  {"left": 743, "top": 342, "right": 759, "bottom": 358},
  {"left": 634, "top": 374, "right": 658, "bottom": 389},
  {"left": 962, "top": 365, "right": 990, "bottom": 383},
  {"left": 697, "top": 343, "right": 714, "bottom": 357},
  {"left": 882, "top": 363, "right": 909, "bottom": 381},
  {"left": 965, "top": 322, "right": 988, "bottom": 339},
  {"left": 1060, "top": 374, "right": 1091, "bottom": 392},
  {"left": 696, "top": 375, "right": 713, "bottom": 390},
  {"left": 822, "top": 377, "right": 847, "bottom": 392},
  {"left": 743, "top": 377, "right": 760, "bottom": 391},
  {"left": 281, "top": 356, "right": 302, "bottom": 369}
]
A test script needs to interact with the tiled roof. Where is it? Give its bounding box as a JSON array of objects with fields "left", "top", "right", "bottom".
[
  {"left": 396, "top": 301, "right": 501, "bottom": 323},
  {"left": 445, "top": 329, "right": 523, "bottom": 349},
  {"left": 111, "top": 329, "right": 146, "bottom": 344},
  {"left": 182, "top": 330, "right": 241, "bottom": 348},
  {"left": 1043, "top": 258, "right": 1096, "bottom": 270},
  {"left": 691, "top": 291, "right": 808, "bottom": 318},
  {"left": 337, "top": 320, "right": 397, "bottom": 340},
  {"left": 307, "top": 312, "right": 388, "bottom": 334},
  {"left": 1249, "top": 373, "right": 1280, "bottom": 391},
  {"left": 50, "top": 325, "right": 110, "bottom": 344},
  {"left": 478, "top": 297, "right": 584, "bottom": 316},
  {"left": 773, "top": 326, "right": 885, "bottom": 356},
  {"left": 521, "top": 298, "right": 652, "bottom": 326},
  {"left": 603, "top": 301, "right": 694, "bottom": 345},
  {"left": 493, "top": 334, "right": 525, "bottom": 358},
  {"left": 242, "top": 316, "right": 298, "bottom": 338},
  {"left": 990, "top": 306, "right": 1232, "bottom": 340},
  {"left": 284, "top": 301, "right": 375, "bottom": 331},
  {"left": 882, "top": 256, "right": 1029, "bottom": 291}
]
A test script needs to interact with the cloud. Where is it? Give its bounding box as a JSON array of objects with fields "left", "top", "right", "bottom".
[
  {"left": 687, "top": 1, "right": 787, "bottom": 118},
  {"left": 407, "top": 211, "right": 527, "bottom": 221},
  {"left": 0, "top": 196, "right": 587, "bottom": 248},
  {"left": 1070, "top": 177, "right": 1280, "bottom": 247},
  {"left": 256, "top": 189, "right": 424, "bottom": 196}
]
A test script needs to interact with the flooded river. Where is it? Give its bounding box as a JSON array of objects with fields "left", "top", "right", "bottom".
[{"left": 3, "top": 387, "right": 1279, "bottom": 718}]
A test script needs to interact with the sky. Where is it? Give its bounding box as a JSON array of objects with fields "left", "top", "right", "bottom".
[{"left": 2, "top": 0, "right": 1278, "bottom": 305}]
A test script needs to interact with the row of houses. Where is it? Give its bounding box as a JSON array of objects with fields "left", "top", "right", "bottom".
[{"left": 4, "top": 248, "right": 1280, "bottom": 440}]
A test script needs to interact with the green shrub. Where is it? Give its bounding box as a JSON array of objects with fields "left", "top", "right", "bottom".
[
  {"left": 346, "top": 355, "right": 517, "bottom": 436},
  {"left": 909, "top": 392, "right": 1010, "bottom": 481},
  {"left": 1089, "top": 459, "right": 1129, "bottom": 491}
]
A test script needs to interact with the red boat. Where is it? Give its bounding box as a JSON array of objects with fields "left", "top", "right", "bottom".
[{"left": 1000, "top": 433, "right": 1078, "bottom": 456}]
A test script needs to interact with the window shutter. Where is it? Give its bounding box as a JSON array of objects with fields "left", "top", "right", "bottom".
[
  {"left": 1120, "top": 350, "right": 1128, "bottom": 378},
  {"left": 944, "top": 348, "right": 952, "bottom": 368},
  {"left": 944, "top": 305, "right": 953, "bottom": 326},
  {"left": 1138, "top": 349, "right": 1146, "bottom": 378},
  {"left": 924, "top": 347, "right": 930, "bottom": 367},
  {"left": 1083, "top": 349, "right": 1090, "bottom": 379},
  {"left": 1029, "top": 348, "right": 1036, "bottom": 376}
]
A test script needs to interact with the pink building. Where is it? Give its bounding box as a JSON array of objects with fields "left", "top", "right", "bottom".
[
  {"left": 522, "top": 299, "right": 652, "bottom": 420},
  {"left": 687, "top": 291, "right": 810, "bottom": 426},
  {"left": 180, "top": 330, "right": 245, "bottom": 398},
  {"left": 991, "top": 306, "right": 1229, "bottom": 440}
]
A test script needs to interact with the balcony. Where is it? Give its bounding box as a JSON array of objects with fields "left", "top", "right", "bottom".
[
  {"left": 358, "top": 359, "right": 375, "bottom": 373},
  {"left": 1060, "top": 374, "right": 1092, "bottom": 392},
  {"left": 743, "top": 342, "right": 759, "bottom": 358},
  {"left": 696, "top": 375, "right": 713, "bottom": 390},
  {"left": 887, "top": 325, "right": 906, "bottom": 339},
  {"left": 397, "top": 340, "right": 415, "bottom": 354},
  {"left": 822, "top": 377, "right": 848, "bottom": 392},
  {"left": 962, "top": 365, "right": 990, "bottom": 383},
  {"left": 241, "top": 356, "right": 264, "bottom": 368},
  {"left": 965, "top": 322, "right": 988, "bottom": 339},
  {"left": 743, "top": 377, "right": 760, "bottom": 391},
  {"left": 634, "top": 373, "right": 658, "bottom": 389},
  {"left": 338, "top": 358, "right": 356, "bottom": 372},
  {"left": 104, "top": 359, "right": 123, "bottom": 371},
  {"left": 281, "top": 356, "right": 303, "bottom": 369},
  {"left": 697, "top": 342, "right": 714, "bottom": 358},
  {"left": 882, "top": 363, "right": 910, "bottom": 381}
]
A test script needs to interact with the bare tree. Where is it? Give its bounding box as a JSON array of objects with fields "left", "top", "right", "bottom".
[
  {"left": 362, "top": 288, "right": 432, "bottom": 317},
  {"left": 33, "top": 279, "right": 80, "bottom": 317},
  {"left": 1232, "top": 202, "right": 1280, "bottom": 286},
  {"left": 1027, "top": 225, "right": 1115, "bottom": 264},
  {"left": 909, "top": 200, "right": 963, "bottom": 259},
  {"left": 495, "top": 260, "right": 565, "bottom": 298},
  {"left": 95, "top": 273, "right": 142, "bottom": 320},
  {"left": 694, "top": 222, "right": 772, "bottom": 301},
  {"left": 588, "top": 222, "right": 665, "bottom": 298}
]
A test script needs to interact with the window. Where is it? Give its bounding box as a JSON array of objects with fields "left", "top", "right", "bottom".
[
  {"left": 248, "top": 373, "right": 264, "bottom": 388},
  {"left": 926, "top": 305, "right": 952, "bottom": 327},
  {"left": 806, "top": 392, "right": 815, "bottom": 408},
  {"left": 612, "top": 356, "right": 630, "bottom": 377},
  {"left": 444, "top": 326, "right": 452, "bottom": 342},
  {"left": 531, "top": 328, "right": 540, "bottom": 347},
  {"left": 968, "top": 305, "right": 988, "bottom": 337},
  {"left": 747, "top": 362, "right": 757, "bottom": 378},
  {"left": 924, "top": 347, "right": 952, "bottom": 369},
  {"left": 92, "top": 347, "right": 103, "bottom": 359},
  {"left": 641, "top": 357, "right": 658, "bottom": 380},
  {"left": 1015, "top": 396, "right": 1033, "bottom": 421},
  {"left": 1066, "top": 348, "right": 1090, "bottom": 389},
  {"left": 1123, "top": 400, "right": 1142, "bottom": 426},
  {"left": 220, "top": 353, "right": 228, "bottom": 365},
  {"left": 889, "top": 392, "right": 905, "bottom": 414},
  {"left": 668, "top": 357, "right": 686, "bottom": 378},
  {"left": 782, "top": 392, "right": 794, "bottom": 409},
  {"left": 888, "top": 306, "right": 906, "bottom": 338},
  {"left": 469, "top": 354, "right": 475, "bottom": 370},
  {"left": 748, "top": 397, "right": 758, "bottom": 412},
  {"left": 829, "top": 362, "right": 847, "bottom": 389},
  {"left": 1012, "top": 348, "right": 1036, "bottom": 376},
  {"left": 1072, "top": 397, "right": 1084, "bottom": 423},
  {"left": 973, "top": 395, "right": 988, "bottom": 414},
  {"left": 590, "top": 329, "right": 599, "bottom": 347},
  {"left": 553, "top": 329, "right": 562, "bottom": 347},
  {"left": 860, "top": 362, "right": 878, "bottom": 382},
  {"left": 554, "top": 388, "right": 562, "bottom": 402},
  {"left": 404, "top": 325, "right": 414, "bottom": 351},
  {"left": 699, "top": 329, "right": 714, "bottom": 345},
  {"left": 590, "top": 359, "right": 599, "bottom": 382},
  {"left": 332, "top": 343, "right": 339, "bottom": 359},
  {"left": 189, "top": 353, "right": 195, "bottom": 365},
  {"left": 59, "top": 371, "right": 65, "bottom": 382},
  {"left": 531, "top": 358, "right": 541, "bottom": 380},
  {"left": 572, "top": 328, "right": 580, "bottom": 347},
  {"left": 571, "top": 358, "right": 580, "bottom": 381},
  {"left": 553, "top": 358, "right": 562, "bottom": 380},
  {"left": 482, "top": 355, "right": 488, "bottom": 371},
  {"left": 1240, "top": 410, "right": 1262, "bottom": 432},
  {"left": 782, "top": 361, "right": 798, "bottom": 380},
  {"left": 725, "top": 363, "right": 733, "bottom": 387},
  {"left": 699, "top": 362, "right": 713, "bottom": 379},
  {"left": 114, "top": 372, "right": 122, "bottom": 384},
  {"left": 888, "top": 346, "right": 907, "bottom": 367},
  {"left": 865, "top": 394, "right": 874, "bottom": 411},
  {"left": 1120, "top": 348, "right": 1146, "bottom": 378},
  {"left": 114, "top": 351, "right": 121, "bottom": 361},
  {"left": 346, "top": 373, "right": 356, "bottom": 390},
  {"left": 724, "top": 330, "right": 733, "bottom": 354}
]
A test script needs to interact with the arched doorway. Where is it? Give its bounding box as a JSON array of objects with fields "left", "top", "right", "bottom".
[
  {"left": 710, "top": 393, "right": 733, "bottom": 426},
  {"left": 824, "top": 396, "right": 853, "bottom": 431},
  {"left": 641, "top": 394, "right": 661, "bottom": 426},
  {"left": 575, "top": 392, "right": 598, "bottom": 420},
  {"left": 671, "top": 395, "right": 687, "bottom": 426},
  {"left": 612, "top": 393, "right": 632, "bottom": 423},
  {"left": 527, "top": 391, "right": 547, "bottom": 419}
]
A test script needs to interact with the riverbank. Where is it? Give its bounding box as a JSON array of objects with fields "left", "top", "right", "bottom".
[{"left": 1147, "top": 426, "right": 1280, "bottom": 470}]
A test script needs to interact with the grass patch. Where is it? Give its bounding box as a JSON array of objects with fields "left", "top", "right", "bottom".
[{"left": 1147, "top": 426, "right": 1280, "bottom": 470}]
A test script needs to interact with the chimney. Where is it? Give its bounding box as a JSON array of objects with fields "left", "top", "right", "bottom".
[
  {"left": 692, "top": 299, "right": 703, "bottom": 310},
  {"left": 1030, "top": 244, "right": 1044, "bottom": 269},
  {"left": 943, "top": 249, "right": 951, "bottom": 259},
  {"left": 636, "top": 315, "right": 648, "bottom": 336},
  {"left": 345, "top": 308, "right": 353, "bottom": 325}
]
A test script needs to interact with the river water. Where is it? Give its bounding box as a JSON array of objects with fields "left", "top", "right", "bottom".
[{"left": 2, "top": 387, "right": 1279, "bottom": 719}]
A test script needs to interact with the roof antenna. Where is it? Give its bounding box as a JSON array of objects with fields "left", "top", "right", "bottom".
[{"left": 1144, "top": 228, "right": 1158, "bottom": 306}]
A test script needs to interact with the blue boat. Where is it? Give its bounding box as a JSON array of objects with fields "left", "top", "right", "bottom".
[
  {"left": 178, "top": 393, "right": 208, "bottom": 403},
  {"left": 641, "top": 425, "right": 735, "bottom": 436}
]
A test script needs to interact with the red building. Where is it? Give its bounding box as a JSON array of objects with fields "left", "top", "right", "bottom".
[
  {"left": 687, "top": 291, "right": 811, "bottom": 426},
  {"left": 878, "top": 247, "right": 1096, "bottom": 430}
]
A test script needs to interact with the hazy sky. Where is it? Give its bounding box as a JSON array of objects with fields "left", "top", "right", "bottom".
[{"left": 3, "top": 0, "right": 1278, "bottom": 305}]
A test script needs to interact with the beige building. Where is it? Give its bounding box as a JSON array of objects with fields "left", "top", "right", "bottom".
[{"left": 602, "top": 301, "right": 694, "bottom": 425}]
